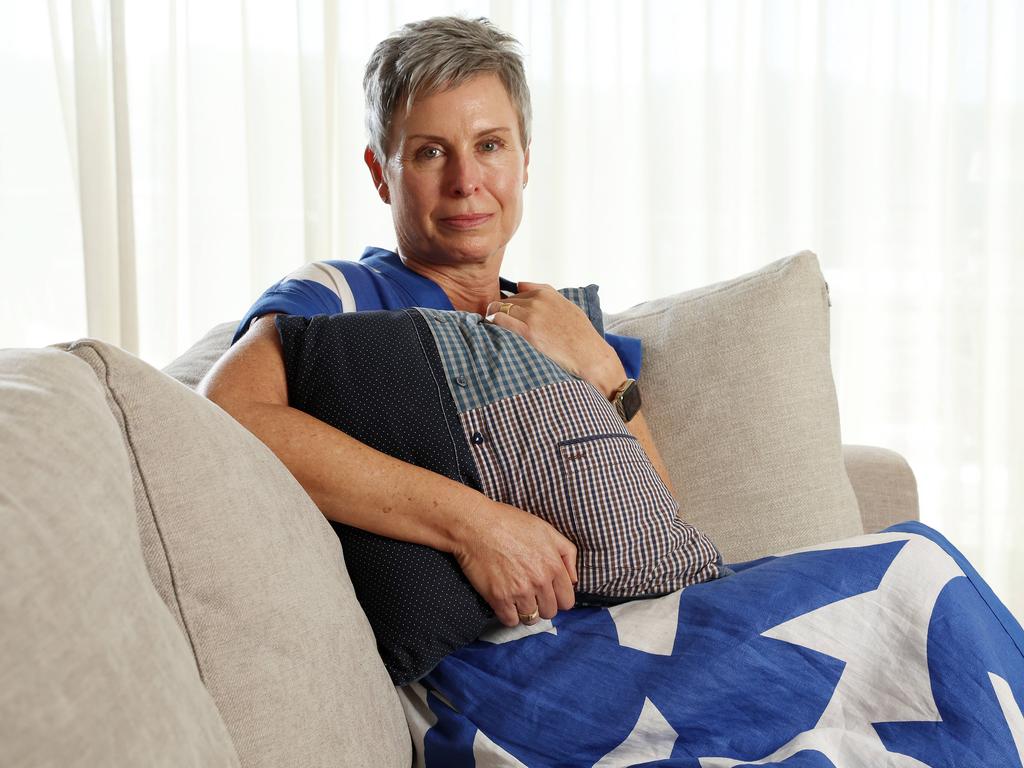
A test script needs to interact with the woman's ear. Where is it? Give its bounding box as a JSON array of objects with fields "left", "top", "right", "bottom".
[
  {"left": 364, "top": 146, "right": 390, "bottom": 204},
  {"left": 522, "top": 145, "right": 530, "bottom": 189}
]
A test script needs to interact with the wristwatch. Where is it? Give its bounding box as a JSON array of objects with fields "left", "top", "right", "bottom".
[{"left": 612, "top": 378, "right": 642, "bottom": 423}]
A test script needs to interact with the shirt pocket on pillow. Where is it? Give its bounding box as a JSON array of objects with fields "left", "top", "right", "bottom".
[{"left": 556, "top": 433, "right": 682, "bottom": 595}]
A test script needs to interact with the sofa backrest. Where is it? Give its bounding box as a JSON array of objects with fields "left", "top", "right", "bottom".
[{"left": 59, "top": 340, "right": 411, "bottom": 768}]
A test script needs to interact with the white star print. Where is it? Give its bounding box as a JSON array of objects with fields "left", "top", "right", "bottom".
[
  {"left": 480, "top": 619, "right": 557, "bottom": 645},
  {"left": 472, "top": 728, "right": 529, "bottom": 767},
  {"left": 607, "top": 588, "right": 684, "bottom": 656},
  {"left": 594, "top": 697, "right": 679, "bottom": 766},
  {"left": 699, "top": 533, "right": 963, "bottom": 767}
]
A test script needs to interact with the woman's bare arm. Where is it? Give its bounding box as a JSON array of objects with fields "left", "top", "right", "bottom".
[{"left": 199, "top": 314, "right": 577, "bottom": 626}]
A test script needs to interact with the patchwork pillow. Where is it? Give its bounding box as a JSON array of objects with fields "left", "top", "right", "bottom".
[{"left": 277, "top": 290, "right": 721, "bottom": 684}]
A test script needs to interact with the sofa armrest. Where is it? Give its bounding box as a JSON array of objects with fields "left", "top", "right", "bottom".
[{"left": 843, "top": 445, "right": 920, "bottom": 533}]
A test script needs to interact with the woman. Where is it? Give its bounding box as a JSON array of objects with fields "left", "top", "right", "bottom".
[{"left": 201, "top": 15, "right": 675, "bottom": 630}]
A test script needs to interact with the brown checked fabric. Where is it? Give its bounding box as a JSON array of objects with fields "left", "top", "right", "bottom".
[{"left": 461, "top": 378, "right": 720, "bottom": 599}]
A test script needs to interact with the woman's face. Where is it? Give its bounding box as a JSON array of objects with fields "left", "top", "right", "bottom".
[{"left": 367, "top": 73, "right": 530, "bottom": 272}]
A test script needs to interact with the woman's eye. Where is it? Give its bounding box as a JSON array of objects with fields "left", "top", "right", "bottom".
[
  {"left": 419, "top": 147, "right": 443, "bottom": 159},
  {"left": 480, "top": 140, "right": 501, "bottom": 152}
]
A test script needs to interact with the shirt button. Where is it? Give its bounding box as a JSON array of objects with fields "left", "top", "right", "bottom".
[
  {"left": 455, "top": 375, "right": 468, "bottom": 387},
  {"left": 471, "top": 432, "right": 485, "bottom": 445}
]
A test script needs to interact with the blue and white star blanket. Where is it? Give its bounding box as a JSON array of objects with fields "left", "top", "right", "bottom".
[{"left": 400, "top": 523, "right": 1024, "bottom": 766}]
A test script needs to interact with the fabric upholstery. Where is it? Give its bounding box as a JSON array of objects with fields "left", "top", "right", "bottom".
[
  {"left": 62, "top": 340, "right": 411, "bottom": 768},
  {"left": 0, "top": 349, "right": 239, "bottom": 768},
  {"left": 605, "top": 251, "right": 864, "bottom": 562},
  {"left": 843, "top": 444, "right": 920, "bottom": 533},
  {"left": 162, "top": 320, "right": 235, "bottom": 389}
]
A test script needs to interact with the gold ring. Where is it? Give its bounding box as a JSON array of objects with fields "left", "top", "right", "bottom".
[
  {"left": 499, "top": 302, "right": 514, "bottom": 317},
  {"left": 518, "top": 608, "right": 540, "bottom": 624}
]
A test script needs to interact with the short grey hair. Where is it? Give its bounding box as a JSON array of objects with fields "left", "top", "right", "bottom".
[{"left": 363, "top": 16, "right": 532, "bottom": 160}]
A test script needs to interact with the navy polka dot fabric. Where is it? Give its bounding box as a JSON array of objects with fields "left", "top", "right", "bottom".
[{"left": 277, "top": 310, "right": 492, "bottom": 685}]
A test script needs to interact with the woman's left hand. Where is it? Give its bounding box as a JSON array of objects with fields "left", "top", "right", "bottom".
[{"left": 486, "top": 282, "right": 626, "bottom": 399}]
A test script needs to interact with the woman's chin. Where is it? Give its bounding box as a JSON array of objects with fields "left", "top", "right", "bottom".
[{"left": 429, "top": 237, "right": 505, "bottom": 267}]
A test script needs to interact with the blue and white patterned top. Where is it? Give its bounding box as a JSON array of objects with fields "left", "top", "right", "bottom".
[{"left": 233, "top": 247, "right": 643, "bottom": 380}]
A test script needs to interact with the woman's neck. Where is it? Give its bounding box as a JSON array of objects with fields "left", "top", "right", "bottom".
[{"left": 399, "top": 254, "right": 504, "bottom": 315}]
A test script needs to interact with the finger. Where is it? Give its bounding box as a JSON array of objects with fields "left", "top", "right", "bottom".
[
  {"left": 536, "top": 586, "right": 558, "bottom": 621},
  {"left": 485, "top": 308, "right": 530, "bottom": 337},
  {"left": 514, "top": 281, "right": 554, "bottom": 294},
  {"left": 552, "top": 567, "right": 576, "bottom": 612},
  {"left": 494, "top": 601, "right": 520, "bottom": 628},
  {"left": 484, "top": 299, "right": 503, "bottom": 316},
  {"left": 560, "top": 542, "right": 579, "bottom": 585},
  {"left": 515, "top": 599, "right": 541, "bottom": 626},
  {"left": 484, "top": 299, "right": 529, "bottom": 321}
]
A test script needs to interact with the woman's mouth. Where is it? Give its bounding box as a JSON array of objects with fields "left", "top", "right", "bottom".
[{"left": 439, "top": 213, "right": 493, "bottom": 230}]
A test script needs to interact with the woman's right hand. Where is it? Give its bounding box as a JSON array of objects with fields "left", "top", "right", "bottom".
[{"left": 452, "top": 498, "right": 578, "bottom": 627}]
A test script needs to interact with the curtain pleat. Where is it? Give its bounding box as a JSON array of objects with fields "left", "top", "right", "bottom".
[
  {"left": 69, "top": 0, "right": 137, "bottom": 350},
  {"left": 109, "top": 0, "right": 138, "bottom": 352}
]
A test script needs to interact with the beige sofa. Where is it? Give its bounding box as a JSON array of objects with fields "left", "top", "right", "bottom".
[{"left": 0, "top": 253, "right": 918, "bottom": 767}]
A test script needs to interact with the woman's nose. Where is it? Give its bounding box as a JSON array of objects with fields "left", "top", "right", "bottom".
[{"left": 447, "top": 154, "right": 481, "bottom": 197}]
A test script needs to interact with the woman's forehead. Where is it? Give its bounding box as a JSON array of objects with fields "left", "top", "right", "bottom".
[{"left": 394, "top": 74, "right": 520, "bottom": 138}]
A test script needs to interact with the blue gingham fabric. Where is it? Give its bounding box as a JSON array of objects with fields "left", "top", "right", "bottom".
[
  {"left": 415, "top": 308, "right": 572, "bottom": 414},
  {"left": 396, "top": 285, "right": 603, "bottom": 414}
]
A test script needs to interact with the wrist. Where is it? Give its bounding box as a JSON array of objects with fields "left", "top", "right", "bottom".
[
  {"left": 588, "top": 353, "right": 627, "bottom": 400},
  {"left": 441, "top": 488, "right": 491, "bottom": 556},
  {"left": 611, "top": 378, "right": 642, "bottom": 423}
]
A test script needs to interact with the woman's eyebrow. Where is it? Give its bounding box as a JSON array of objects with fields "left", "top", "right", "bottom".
[{"left": 407, "top": 127, "right": 513, "bottom": 142}]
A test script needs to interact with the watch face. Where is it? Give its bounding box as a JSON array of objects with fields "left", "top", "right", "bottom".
[
  {"left": 616, "top": 379, "right": 642, "bottom": 422},
  {"left": 622, "top": 380, "right": 642, "bottom": 420}
]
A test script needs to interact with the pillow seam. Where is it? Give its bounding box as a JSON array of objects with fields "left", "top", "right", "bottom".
[
  {"left": 70, "top": 340, "right": 209, "bottom": 685},
  {"left": 606, "top": 255, "right": 811, "bottom": 326}
]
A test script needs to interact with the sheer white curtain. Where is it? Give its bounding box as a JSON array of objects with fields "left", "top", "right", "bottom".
[{"left": 2, "top": 0, "right": 1021, "bottom": 617}]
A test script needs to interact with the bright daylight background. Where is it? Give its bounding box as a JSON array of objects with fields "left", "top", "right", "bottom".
[{"left": 1, "top": 0, "right": 1021, "bottom": 618}]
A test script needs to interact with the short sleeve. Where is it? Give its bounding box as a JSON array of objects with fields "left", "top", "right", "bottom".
[{"left": 232, "top": 263, "right": 350, "bottom": 344}]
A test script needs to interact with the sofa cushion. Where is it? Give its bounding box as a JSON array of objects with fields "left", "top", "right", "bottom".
[
  {"left": 604, "top": 252, "right": 863, "bottom": 562},
  {"left": 62, "top": 340, "right": 411, "bottom": 768},
  {"left": 0, "top": 349, "right": 239, "bottom": 768}
]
